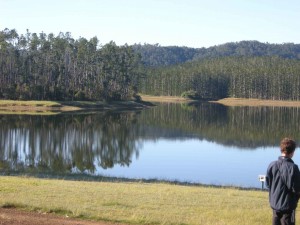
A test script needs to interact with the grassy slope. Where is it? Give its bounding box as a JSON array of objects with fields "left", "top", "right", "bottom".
[{"left": 0, "top": 176, "right": 273, "bottom": 225}]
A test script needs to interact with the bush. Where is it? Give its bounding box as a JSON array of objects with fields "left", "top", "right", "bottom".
[
  {"left": 133, "top": 94, "right": 142, "bottom": 102},
  {"left": 181, "top": 90, "right": 199, "bottom": 100},
  {"left": 75, "top": 91, "right": 86, "bottom": 100}
]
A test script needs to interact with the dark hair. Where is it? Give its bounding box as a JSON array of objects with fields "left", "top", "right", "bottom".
[{"left": 280, "top": 138, "right": 296, "bottom": 154}]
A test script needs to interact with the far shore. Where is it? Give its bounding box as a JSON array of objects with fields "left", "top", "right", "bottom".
[
  {"left": 140, "top": 95, "right": 194, "bottom": 103},
  {"left": 1, "top": 96, "right": 300, "bottom": 115},
  {"left": 0, "top": 100, "right": 153, "bottom": 115},
  {"left": 211, "top": 98, "right": 300, "bottom": 107},
  {"left": 141, "top": 95, "right": 300, "bottom": 107}
]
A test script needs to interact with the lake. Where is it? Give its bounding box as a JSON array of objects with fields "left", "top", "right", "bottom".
[{"left": 1, "top": 102, "right": 300, "bottom": 188}]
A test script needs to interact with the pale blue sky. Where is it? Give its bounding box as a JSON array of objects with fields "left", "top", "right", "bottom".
[{"left": 1, "top": 0, "right": 299, "bottom": 48}]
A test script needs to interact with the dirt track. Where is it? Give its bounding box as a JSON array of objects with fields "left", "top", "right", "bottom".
[{"left": 0, "top": 208, "right": 123, "bottom": 225}]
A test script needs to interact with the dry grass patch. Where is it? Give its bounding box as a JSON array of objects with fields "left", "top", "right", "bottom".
[
  {"left": 141, "top": 95, "right": 300, "bottom": 107},
  {"left": 141, "top": 95, "right": 192, "bottom": 103},
  {"left": 0, "top": 100, "right": 69, "bottom": 115},
  {"left": 0, "top": 100, "right": 62, "bottom": 108},
  {"left": 211, "top": 98, "right": 300, "bottom": 107},
  {"left": 0, "top": 100, "right": 148, "bottom": 114}
]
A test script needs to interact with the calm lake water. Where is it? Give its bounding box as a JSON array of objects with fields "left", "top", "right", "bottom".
[{"left": 1, "top": 102, "right": 300, "bottom": 188}]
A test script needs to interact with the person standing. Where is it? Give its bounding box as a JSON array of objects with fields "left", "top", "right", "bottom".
[{"left": 266, "top": 138, "right": 300, "bottom": 225}]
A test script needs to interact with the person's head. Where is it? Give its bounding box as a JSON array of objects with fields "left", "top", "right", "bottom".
[{"left": 280, "top": 137, "right": 296, "bottom": 157}]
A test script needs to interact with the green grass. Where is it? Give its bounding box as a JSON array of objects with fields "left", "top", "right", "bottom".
[{"left": 0, "top": 176, "right": 277, "bottom": 225}]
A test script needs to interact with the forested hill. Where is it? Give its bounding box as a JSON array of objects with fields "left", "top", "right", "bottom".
[
  {"left": 132, "top": 44, "right": 198, "bottom": 67},
  {"left": 133, "top": 41, "right": 300, "bottom": 67},
  {"left": 2, "top": 28, "right": 300, "bottom": 102}
]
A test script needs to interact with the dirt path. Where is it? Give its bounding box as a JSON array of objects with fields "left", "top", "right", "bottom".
[{"left": 0, "top": 208, "right": 123, "bottom": 225}]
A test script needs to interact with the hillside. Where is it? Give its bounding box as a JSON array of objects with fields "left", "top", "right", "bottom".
[{"left": 133, "top": 41, "right": 300, "bottom": 67}]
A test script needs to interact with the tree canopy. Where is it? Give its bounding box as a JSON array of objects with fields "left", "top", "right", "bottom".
[{"left": 0, "top": 29, "right": 142, "bottom": 101}]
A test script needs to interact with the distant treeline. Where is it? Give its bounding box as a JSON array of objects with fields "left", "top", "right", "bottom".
[
  {"left": 133, "top": 41, "right": 300, "bottom": 67},
  {"left": 2, "top": 28, "right": 300, "bottom": 101},
  {"left": 140, "top": 56, "right": 300, "bottom": 100},
  {"left": 135, "top": 42, "right": 300, "bottom": 100},
  {"left": 0, "top": 29, "right": 141, "bottom": 101}
]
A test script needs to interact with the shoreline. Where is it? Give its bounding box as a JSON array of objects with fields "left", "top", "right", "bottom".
[
  {"left": 141, "top": 95, "right": 300, "bottom": 107},
  {"left": 211, "top": 98, "right": 300, "bottom": 107},
  {"left": 140, "top": 95, "right": 193, "bottom": 103},
  {"left": 1, "top": 172, "right": 262, "bottom": 191},
  {"left": 0, "top": 175, "right": 270, "bottom": 225},
  {"left": 2, "top": 97, "right": 299, "bottom": 113},
  {"left": 0, "top": 100, "right": 153, "bottom": 114}
]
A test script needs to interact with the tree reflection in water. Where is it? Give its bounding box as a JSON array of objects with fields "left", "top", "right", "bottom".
[
  {"left": 1, "top": 103, "right": 300, "bottom": 176},
  {"left": 0, "top": 112, "right": 142, "bottom": 174}
]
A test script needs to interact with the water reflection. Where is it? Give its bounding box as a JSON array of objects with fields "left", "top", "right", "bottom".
[
  {"left": 1, "top": 103, "right": 300, "bottom": 186},
  {"left": 0, "top": 112, "right": 142, "bottom": 174},
  {"left": 139, "top": 103, "right": 300, "bottom": 148}
]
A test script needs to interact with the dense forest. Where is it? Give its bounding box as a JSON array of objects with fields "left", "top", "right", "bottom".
[
  {"left": 140, "top": 56, "right": 300, "bottom": 100},
  {"left": 0, "top": 29, "right": 142, "bottom": 101},
  {"left": 1, "top": 28, "right": 300, "bottom": 101},
  {"left": 136, "top": 42, "right": 300, "bottom": 101},
  {"left": 132, "top": 44, "right": 198, "bottom": 67}
]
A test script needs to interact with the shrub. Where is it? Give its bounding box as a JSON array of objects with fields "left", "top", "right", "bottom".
[{"left": 181, "top": 90, "right": 199, "bottom": 100}]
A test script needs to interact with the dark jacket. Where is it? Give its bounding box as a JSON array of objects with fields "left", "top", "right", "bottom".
[{"left": 266, "top": 156, "right": 300, "bottom": 211}]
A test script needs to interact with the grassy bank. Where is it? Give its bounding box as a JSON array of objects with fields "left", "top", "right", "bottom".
[
  {"left": 212, "top": 98, "right": 300, "bottom": 107},
  {"left": 140, "top": 95, "right": 193, "bottom": 103},
  {"left": 0, "top": 176, "right": 273, "bottom": 225},
  {"left": 0, "top": 100, "right": 151, "bottom": 115},
  {"left": 141, "top": 95, "right": 300, "bottom": 107}
]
